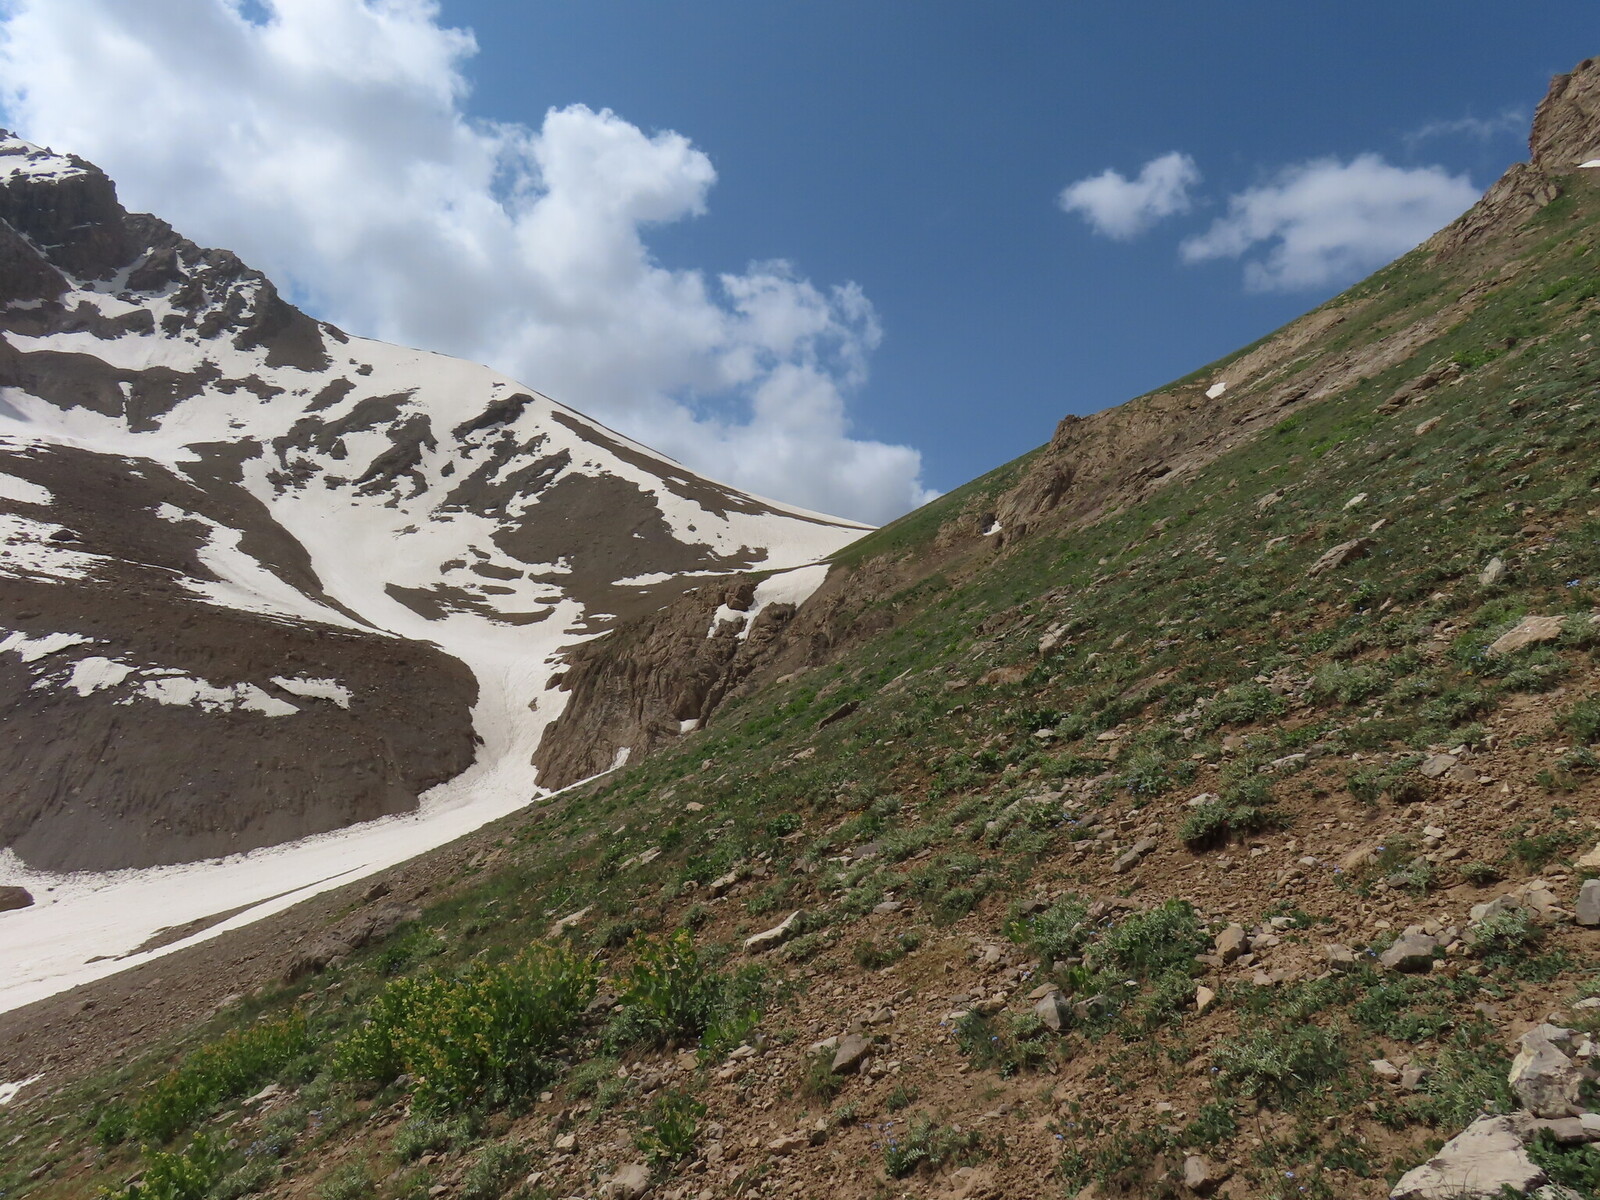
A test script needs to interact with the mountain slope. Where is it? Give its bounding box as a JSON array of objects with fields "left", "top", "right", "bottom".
[
  {"left": 0, "top": 134, "right": 867, "bottom": 873},
  {"left": 10, "top": 56, "right": 1600, "bottom": 1200}
]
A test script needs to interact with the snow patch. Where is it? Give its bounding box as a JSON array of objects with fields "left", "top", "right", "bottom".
[
  {"left": 0, "top": 1074, "right": 42, "bottom": 1107},
  {"left": 1579, "top": 159, "right": 1600, "bottom": 168},
  {"left": 678, "top": 718, "right": 700, "bottom": 733},
  {"left": 1205, "top": 381, "right": 1228, "bottom": 399},
  {"left": 0, "top": 630, "right": 91, "bottom": 662},
  {"left": 271, "top": 675, "right": 352, "bottom": 708},
  {"left": 611, "top": 746, "right": 631, "bottom": 770},
  {"left": 132, "top": 676, "right": 299, "bottom": 717},
  {"left": 981, "top": 519, "right": 1002, "bottom": 537},
  {"left": 703, "top": 562, "right": 831, "bottom": 640},
  {"left": 0, "top": 134, "right": 87, "bottom": 184},
  {"left": 0, "top": 513, "right": 104, "bottom": 581},
  {"left": 0, "top": 472, "right": 52, "bottom": 506},
  {"left": 68, "top": 656, "right": 134, "bottom": 696}
]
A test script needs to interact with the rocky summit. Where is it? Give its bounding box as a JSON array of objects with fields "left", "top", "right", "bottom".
[{"left": 9, "top": 51, "right": 1600, "bottom": 1200}]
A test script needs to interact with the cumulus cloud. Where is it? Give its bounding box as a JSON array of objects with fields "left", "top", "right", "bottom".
[
  {"left": 1057, "top": 151, "right": 1200, "bottom": 239},
  {"left": 0, "top": 0, "right": 934, "bottom": 523},
  {"left": 1180, "top": 154, "right": 1479, "bottom": 291}
]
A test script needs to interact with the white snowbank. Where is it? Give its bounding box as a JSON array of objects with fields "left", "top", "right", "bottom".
[
  {"left": 1205, "top": 381, "right": 1228, "bottom": 399},
  {"left": 1579, "top": 159, "right": 1600, "bottom": 168},
  {"left": 0, "top": 629, "right": 91, "bottom": 662},
  {"left": 0, "top": 472, "right": 52, "bottom": 506},
  {"left": 703, "top": 562, "right": 830, "bottom": 640},
  {"left": 132, "top": 676, "right": 299, "bottom": 717},
  {"left": 68, "top": 656, "right": 134, "bottom": 696}
]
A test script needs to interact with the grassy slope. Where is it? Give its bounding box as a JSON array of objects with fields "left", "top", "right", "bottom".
[{"left": 10, "top": 181, "right": 1600, "bottom": 1200}]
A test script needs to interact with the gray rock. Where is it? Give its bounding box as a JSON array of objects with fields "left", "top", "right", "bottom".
[
  {"left": 1480, "top": 557, "right": 1508, "bottom": 586},
  {"left": 0, "top": 886, "right": 34, "bottom": 912},
  {"left": 1510, "top": 1026, "right": 1584, "bottom": 1118},
  {"left": 1489, "top": 615, "right": 1566, "bottom": 655},
  {"left": 600, "top": 1162, "right": 651, "bottom": 1199},
  {"left": 1379, "top": 926, "right": 1438, "bottom": 973},
  {"left": 1034, "top": 990, "right": 1072, "bottom": 1033},
  {"left": 1113, "top": 837, "right": 1157, "bottom": 874},
  {"left": 1308, "top": 537, "right": 1373, "bottom": 577},
  {"left": 1194, "top": 985, "right": 1217, "bottom": 1015},
  {"left": 1390, "top": 1115, "right": 1547, "bottom": 1199},
  {"left": 744, "top": 909, "right": 805, "bottom": 953},
  {"left": 831, "top": 1032, "right": 872, "bottom": 1075},
  {"left": 1576, "top": 879, "right": 1600, "bottom": 927},
  {"left": 1325, "top": 943, "right": 1358, "bottom": 972},
  {"left": 1419, "top": 753, "right": 1459, "bottom": 779}
]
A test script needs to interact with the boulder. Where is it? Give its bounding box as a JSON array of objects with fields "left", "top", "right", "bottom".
[
  {"left": 1308, "top": 538, "right": 1373, "bottom": 577},
  {"left": 1389, "top": 1115, "right": 1547, "bottom": 1199},
  {"left": 831, "top": 1032, "right": 872, "bottom": 1075},
  {"left": 1510, "top": 1025, "right": 1584, "bottom": 1118},
  {"left": 1488, "top": 615, "right": 1566, "bottom": 655},
  {"left": 0, "top": 886, "right": 34, "bottom": 912},
  {"left": 1214, "top": 924, "right": 1248, "bottom": 964},
  {"left": 744, "top": 910, "right": 805, "bottom": 954},
  {"left": 600, "top": 1162, "right": 652, "bottom": 1199},
  {"left": 1035, "top": 991, "right": 1073, "bottom": 1033},
  {"left": 1183, "top": 1154, "right": 1230, "bottom": 1195},
  {"left": 1480, "top": 557, "right": 1508, "bottom": 586},
  {"left": 1576, "top": 879, "right": 1600, "bottom": 928},
  {"left": 1379, "top": 927, "right": 1438, "bottom": 973},
  {"left": 1419, "top": 753, "right": 1459, "bottom": 779}
]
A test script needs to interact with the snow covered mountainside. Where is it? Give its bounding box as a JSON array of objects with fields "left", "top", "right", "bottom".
[{"left": 0, "top": 132, "right": 869, "bottom": 876}]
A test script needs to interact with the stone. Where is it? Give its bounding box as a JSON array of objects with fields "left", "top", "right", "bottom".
[
  {"left": 1325, "top": 943, "right": 1358, "bottom": 972},
  {"left": 1379, "top": 927, "right": 1438, "bottom": 973},
  {"left": 1576, "top": 843, "right": 1600, "bottom": 870},
  {"left": 1419, "top": 753, "right": 1459, "bottom": 779},
  {"left": 1035, "top": 991, "right": 1073, "bottom": 1033},
  {"left": 1308, "top": 537, "right": 1373, "bottom": 577},
  {"left": 708, "top": 870, "right": 740, "bottom": 897},
  {"left": 1480, "top": 557, "right": 1508, "bottom": 586},
  {"left": 554, "top": 1132, "right": 577, "bottom": 1151},
  {"left": 766, "top": 1132, "right": 808, "bottom": 1155},
  {"left": 1370, "top": 1058, "right": 1402, "bottom": 1081},
  {"left": 601, "top": 1162, "right": 652, "bottom": 1199},
  {"left": 1182, "top": 1154, "right": 1230, "bottom": 1195},
  {"left": 1576, "top": 879, "right": 1600, "bottom": 927},
  {"left": 0, "top": 886, "right": 34, "bottom": 912},
  {"left": 1113, "top": 837, "right": 1157, "bottom": 874},
  {"left": 871, "top": 900, "right": 902, "bottom": 915},
  {"left": 1510, "top": 1025, "right": 1584, "bottom": 1118},
  {"left": 1415, "top": 416, "right": 1443, "bottom": 435},
  {"left": 1214, "top": 924, "right": 1248, "bottom": 964},
  {"left": 548, "top": 905, "right": 592, "bottom": 938},
  {"left": 1194, "top": 985, "right": 1217, "bottom": 1015},
  {"left": 1488, "top": 615, "right": 1566, "bottom": 655},
  {"left": 1391, "top": 1115, "right": 1547, "bottom": 1199},
  {"left": 831, "top": 1032, "right": 872, "bottom": 1075},
  {"left": 1400, "top": 1066, "right": 1429, "bottom": 1092},
  {"left": 744, "top": 909, "right": 805, "bottom": 953}
]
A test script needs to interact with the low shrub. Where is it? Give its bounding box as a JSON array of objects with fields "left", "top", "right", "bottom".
[
  {"left": 460, "top": 1141, "right": 532, "bottom": 1200},
  {"left": 608, "top": 929, "right": 764, "bottom": 1055},
  {"left": 881, "top": 1113, "right": 982, "bottom": 1178},
  {"left": 1561, "top": 697, "right": 1600, "bottom": 745},
  {"left": 634, "top": 1089, "right": 706, "bottom": 1166},
  {"left": 337, "top": 943, "right": 597, "bottom": 1110},
  {"left": 107, "top": 1135, "right": 226, "bottom": 1200},
  {"left": 131, "top": 1014, "right": 311, "bottom": 1144},
  {"left": 1213, "top": 1022, "right": 1347, "bottom": 1109}
]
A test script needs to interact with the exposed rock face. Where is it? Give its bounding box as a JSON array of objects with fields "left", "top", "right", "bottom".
[
  {"left": 1531, "top": 57, "right": 1600, "bottom": 168},
  {"left": 1390, "top": 1115, "right": 1547, "bottom": 1200}
]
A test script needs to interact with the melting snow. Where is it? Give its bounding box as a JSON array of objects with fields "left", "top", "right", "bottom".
[
  {"left": 271, "top": 675, "right": 352, "bottom": 708},
  {"left": 703, "top": 562, "right": 831, "bottom": 640},
  {"left": 0, "top": 629, "right": 91, "bottom": 662},
  {"left": 67, "top": 656, "right": 134, "bottom": 696},
  {"left": 132, "top": 676, "right": 299, "bottom": 717},
  {"left": 0, "top": 472, "right": 51, "bottom": 506},
  {"left": 0, "top": 1074, "right": 42, "bottom": 1106}
]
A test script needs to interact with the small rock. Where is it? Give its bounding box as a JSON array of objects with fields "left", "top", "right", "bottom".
[
  {"left": 1479, "top": 557, "right": 1508, "bottom": 586},
  {"left": 1183, "top": 1154, "right": 1230, "bottom": 1195},
  {"left": 1419, "top": 754, "right": 1458, "bottom": 779},
  {"left": 766, "top": 1132, "right": 808, "bottom": 1155},
  {"left": 1035, "top": 991, "right": 1072, "bottom": 1032},
  {"left": 548, "top": 906, "right": 592, "bottom": 938},
  {"left": 1325, "top": 943, "right": 1358, "bottom": 972},
  {"left": 1370, "top": 1058, "right": 1402, "bottom": 1081},
  {"left": 1400, "top": 1066, "right": 1429, "bottom": 1092},
  {"left": 831, "top": 1033, "right": 872, "bottom": 1075},
  {"left": 1575, "top": 879, "right": 1600, "bottom": 927},
  {"left": 554, "top": 1132, "right": 577, "bottom": 1152},
  {"left": 1113, "top": 838, "right": 1157, "bottom": 874},
  {"left": 1214, "top": 924, "right": 1248, "bottom": 964},
  {"left": 1380, "top": 927, "right": 1438, "bottom": 973},
  {"left": 1415, "top": 416, "right": 1443, "bottom": 435},
  {"left": 708, "top": 870, "right": 740, "bottom": 897},
  {"left": 1194, "top": 985, "right": 1216, "bottom": 1016},
  {"left": 871, "top": 900, "right": 902, "bottom": 915},
  {"left": 744, "top": 910, "right": 805, "bottom": 954}
]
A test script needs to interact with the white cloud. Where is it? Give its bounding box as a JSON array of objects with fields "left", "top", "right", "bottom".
[
  {"left": 1180, "top": 154, "right": 1479, "bottom": 291},
  {"left": 1057, "top": 151, "right": 1200, "bottom": 240},
  {"left": 1405, "top": 108, "right": 1527, "bottom": 148},
  {"left": 0, "top": 0, "right": 934, "bottom": 523}
]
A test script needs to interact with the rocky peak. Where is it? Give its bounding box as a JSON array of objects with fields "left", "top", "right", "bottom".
[
  {"left": 1530, "top": 56, "right": 1600, "bottom": 170},
  {"left": 0, "top": 132, "right": 133, "bottom": 280}
]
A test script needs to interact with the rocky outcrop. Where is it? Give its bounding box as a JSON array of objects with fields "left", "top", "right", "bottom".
[{"left": 1530, "top": 57, "right": 1600, "bottom": 169}]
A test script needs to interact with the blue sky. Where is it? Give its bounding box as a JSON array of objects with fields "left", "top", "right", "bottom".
[{"left": 0, "top": 2, "right": 1593, "bottom": 520}]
